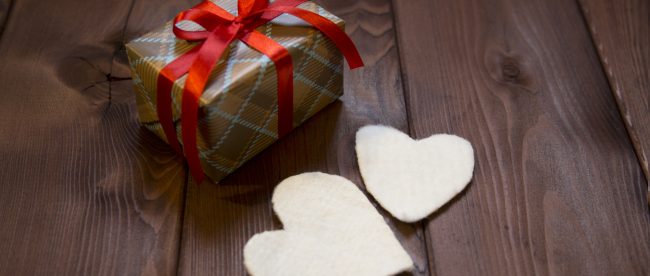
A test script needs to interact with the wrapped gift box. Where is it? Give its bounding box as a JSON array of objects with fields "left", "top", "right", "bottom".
[{"left": 126, "top": 1, "right": 345, "bottom": 182}]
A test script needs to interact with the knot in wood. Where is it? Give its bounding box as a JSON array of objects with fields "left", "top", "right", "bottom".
[{"left": 501, "top": 58, "right": 521, "bottom": 82}]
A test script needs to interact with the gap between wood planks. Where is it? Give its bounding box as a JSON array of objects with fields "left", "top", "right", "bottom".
[
  {"left": 388, "top": 0, "right": 433, "bottom": 274},
  {"left": 117, "top": 0, "right": 191, "bottom": 274},
  {"left": 576, "top": 0, "right": 650, "bottom": 206},
  {"left": 118, "top": 0, "right": 192, "bottom": 274}
]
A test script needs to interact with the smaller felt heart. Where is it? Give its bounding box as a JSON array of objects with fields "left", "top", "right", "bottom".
[
  {"left": 243, "top": 172, "right": 413, "bottom": 276},
  {"left": 356, "top": 125, "right": 475, "bottom": 223}
]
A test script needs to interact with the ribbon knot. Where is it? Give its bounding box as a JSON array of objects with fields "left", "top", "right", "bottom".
[
  {"left": 233, "top": 15, "right": 252, "bottom": 24},
  {"left": 156, "top": 0, "right": 363, "bottom": 183}
]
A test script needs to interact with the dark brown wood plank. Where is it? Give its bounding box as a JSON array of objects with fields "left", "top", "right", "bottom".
[
  {"left": 113, "top": 0, "right": 197, "bottom": 80},
  {"left": 578, "top": 0, "right": 650, "bottom": 204},
  {"left": 177, "top": 0, "right": 430, "bottom": 275},
  {"left": 0, "top": 0, "right": 13, "bottom": 38},
  {"left": 393, "top": 0, "right": 650, "bottom": 275},
  {"left": 0, "top": 0, "right": 186, "bottom": 275}
]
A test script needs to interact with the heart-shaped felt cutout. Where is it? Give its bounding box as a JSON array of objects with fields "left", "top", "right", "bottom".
[
  {"left": 356, "top": 125, "right": 475, "bottom": 223},
  {"left": 244, "top": 172, "right": 413, "bottom": 276}
]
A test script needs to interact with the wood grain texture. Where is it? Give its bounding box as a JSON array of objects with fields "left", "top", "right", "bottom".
[
  {"left": 176, "top": 0, "right": 430, "bottom": 275},
  {"left": 392, "top": 0, "right": 650, "bottom": 275},
  {"left": 0, "top": 0, "right": 186, "bottom": 275},
  {"left": 578, "top": 0, "right": 650, "bottom": 204},
  {"left": 3, "top": 0, "right": 648, "bottom": 274}
]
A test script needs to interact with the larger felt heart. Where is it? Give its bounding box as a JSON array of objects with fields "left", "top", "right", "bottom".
[
  {"left": 243, "top": 172, "right": 413, "bottom": 276},
  {"left": 356, "top": 125, "right": 475, "bottom": 223}
]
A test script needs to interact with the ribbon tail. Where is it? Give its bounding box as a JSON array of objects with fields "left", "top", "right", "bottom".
[
  {"left": 182, "top": 24, "right": 241, "bottom": 183},
  {"left": 263, "top": 6, "right": 364, "bottom": 69},
  {"left": 241, "top": 30, "right": 294, "bottom": 137}
]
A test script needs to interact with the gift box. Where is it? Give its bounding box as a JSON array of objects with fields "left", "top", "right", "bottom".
[{"left": 126, "top": 0, "right": 360, "bottom": 182}]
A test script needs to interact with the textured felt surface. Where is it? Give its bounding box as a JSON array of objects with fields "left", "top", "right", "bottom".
[
  {"left": 243, "top": 172, "right": 413, "bottom": 276},
  {"left": 356, "top": 125, "right": 474, "bottom": 222}
]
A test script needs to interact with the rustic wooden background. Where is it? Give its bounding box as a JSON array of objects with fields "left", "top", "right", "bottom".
[{"left": 0, "top": 0, "right": 648, "bottom": 275}]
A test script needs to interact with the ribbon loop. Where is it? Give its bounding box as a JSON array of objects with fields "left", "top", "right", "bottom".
[
  {"left": 237, "top": 0, "right": 267, "bottom": 18},
  {"left": 156, "top": 0, "right": 364, "bottom": 183}
]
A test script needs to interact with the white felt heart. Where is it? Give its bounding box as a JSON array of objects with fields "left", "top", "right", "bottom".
[
  {"left": 243, "top": 172, "right": 413, "bottom": 276},
  {"left": 356, "top": 125, "right": 474, "bottom": 223}
]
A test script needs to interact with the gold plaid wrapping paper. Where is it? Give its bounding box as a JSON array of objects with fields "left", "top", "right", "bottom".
[{"left": 126, "top": 1, "right": 344, "bottom": 182}]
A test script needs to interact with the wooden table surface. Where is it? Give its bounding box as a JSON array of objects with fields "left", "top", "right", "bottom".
[{"left": 0, "top": 0, "right": 648, "bottom": 275}]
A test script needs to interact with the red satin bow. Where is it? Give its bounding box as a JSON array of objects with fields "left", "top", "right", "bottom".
[{"left": 156, "top": 0, "right": 363, "bottom": 183}]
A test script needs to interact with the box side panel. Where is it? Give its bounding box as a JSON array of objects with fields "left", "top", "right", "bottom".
[{"left": 126, "top": 44, "right": 170, "bottom": 144}]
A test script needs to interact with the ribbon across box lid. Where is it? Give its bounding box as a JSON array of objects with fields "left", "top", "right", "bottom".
[{"left": 126, "top": 0, "right": 362, "bottom": 183}]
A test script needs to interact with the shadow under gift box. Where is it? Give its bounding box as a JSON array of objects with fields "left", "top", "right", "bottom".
[{"left": 125, "top": 0, "right": 344, "bottom": 182}]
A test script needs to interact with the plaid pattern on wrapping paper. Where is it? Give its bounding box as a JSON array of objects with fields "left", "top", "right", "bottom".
[{"left": 125, "top": 1, "right": 344, "bottom": 182}]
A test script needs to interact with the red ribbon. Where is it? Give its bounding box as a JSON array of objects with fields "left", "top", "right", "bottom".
[{"left": 157, "top": 0, "right": 363, "bottom": 183}]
